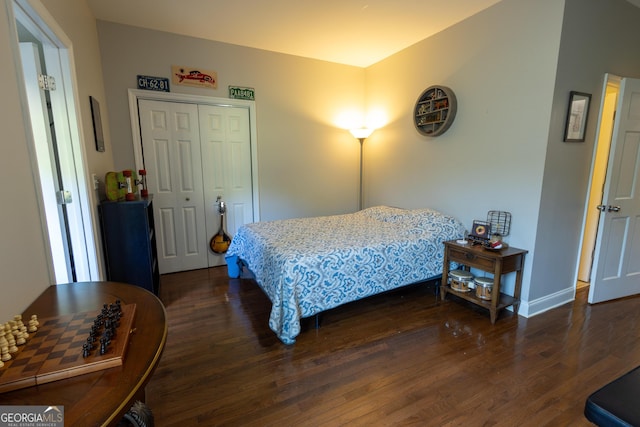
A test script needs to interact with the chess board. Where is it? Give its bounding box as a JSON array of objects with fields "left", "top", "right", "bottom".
[{"left": 0, "top": 303, "right": 136, "bottom": 393}]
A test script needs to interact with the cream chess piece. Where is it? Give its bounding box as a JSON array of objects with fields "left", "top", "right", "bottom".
[
  {"left": 6, "top": 331, "right": 18, "bottom": 354},
  {"left": 0, "top": 334, "right": 10, "bottom": 362},
  {"left": 0, "top": 347, "right": 9, "bottom": 363},
  {"left": 28, "top": 315, "right": 38, "bottom": 333}
]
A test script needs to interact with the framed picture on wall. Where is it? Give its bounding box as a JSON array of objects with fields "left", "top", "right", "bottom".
[
  {"left": 563, "top": 91, "right": 591, "bottom": 142},
  {"left": 90, "top": 96, "right": 105, "bottom": 152}
]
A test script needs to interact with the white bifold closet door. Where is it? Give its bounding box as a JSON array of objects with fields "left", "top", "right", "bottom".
[{"left": 138, "top": 99, "right": 253, "bottom": 274}]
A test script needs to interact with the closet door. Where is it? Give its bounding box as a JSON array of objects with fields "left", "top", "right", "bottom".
[
  {"left": 199, "top": 105, "right": 254, "bottom": 267},
  {"left": 138, "top": 99, "right": 208, "bottom": 273}
]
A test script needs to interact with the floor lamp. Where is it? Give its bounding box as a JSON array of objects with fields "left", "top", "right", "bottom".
[{"left": 349, "top": 128, "right": 374, "bottom": 211}]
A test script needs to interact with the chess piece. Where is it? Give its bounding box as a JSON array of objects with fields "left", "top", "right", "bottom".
[
  {"left": 31, "top": 314, "right": 39, "bottom": 327},
  {"left": 28, "top": 318, "right": 37, "bottom": 333},
  {"left": 1, "top": 346, "right": 11, "bottom": 362},
  {"left": 15, "top": 330, "right": 26, "bottom": 346},
  {"left": 99, "top": 336, "right": 109, "bottom": 355},
  {"left": 14, "top": 315, "right": 24, "bottom": 330},
  {"left": 7, "top": 334, "right": 18, "bottom": 354}
]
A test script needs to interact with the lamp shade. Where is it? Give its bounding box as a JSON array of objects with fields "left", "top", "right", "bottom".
[{"left": 349, "top": 128, "right": 374, "bottom": 139}]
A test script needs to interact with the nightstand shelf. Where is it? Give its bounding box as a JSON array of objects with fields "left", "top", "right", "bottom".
[
  {"left": 441, "top": 240, "right": 527, "bottom": 323},
  {"left": 444, "top": 286, "right": 517, "bottom": 312}
]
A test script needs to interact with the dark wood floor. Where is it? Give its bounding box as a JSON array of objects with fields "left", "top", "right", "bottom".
[{"left": 145, "top": 267, "right": 640, "bottom": 426}]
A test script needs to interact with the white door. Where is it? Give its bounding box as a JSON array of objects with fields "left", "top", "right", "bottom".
[
  {"left": 13, "top": 1, "right": 98, "bottom": 283},
  {"left": 199, "top": 105, "right": 254, "bottom": 267},
  {"left": 20, "top": 42, "right": 73, "bottom": 281},
  {"left": 138, "top": 100, "right": 208, "bottom": 274},
  {"left": 589, "top": 77, "right": 640, "bottom": 303}
]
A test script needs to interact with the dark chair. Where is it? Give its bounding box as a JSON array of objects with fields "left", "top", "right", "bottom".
[{"left": 585, "top": 365, "right": 640, "bottom": 426}]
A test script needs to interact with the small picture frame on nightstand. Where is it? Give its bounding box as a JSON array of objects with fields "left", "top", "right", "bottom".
[{"left": 469, "top": 220, "right": 491, "bottom": 244}]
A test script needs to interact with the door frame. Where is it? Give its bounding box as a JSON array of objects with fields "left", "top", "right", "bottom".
[
  {"left": 8, "top": 0, "right": 100, "bottom": 283},
  {"left": 128, "top": 89, "right": 260, "bottom": 223}
]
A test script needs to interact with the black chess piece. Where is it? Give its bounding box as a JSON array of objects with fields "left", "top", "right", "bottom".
[{"left": 99, "top": 336, "right": 108, "bottom": 355}]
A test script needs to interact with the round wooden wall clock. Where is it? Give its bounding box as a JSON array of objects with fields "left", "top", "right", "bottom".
[{"left": 414, "top": 85, "right": 457, "bottom": 136}]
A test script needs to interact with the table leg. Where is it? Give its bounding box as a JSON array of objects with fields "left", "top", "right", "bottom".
[
  {"left": 441, "top": 249, "right": 450, "bottom": 301},
  {"left": 490, "top": 258, "right": 503, "bottom": 324},
  {"left": 512, "top": 254, "right": 525, "bottom": 315}
]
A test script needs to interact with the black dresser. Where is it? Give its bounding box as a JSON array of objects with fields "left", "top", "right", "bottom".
[{"left": 98, "top": 197, "right": 159, "bottom": 295}]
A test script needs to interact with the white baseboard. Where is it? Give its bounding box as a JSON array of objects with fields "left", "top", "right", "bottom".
[{"left": 518, "top": 286, "right": 575, "bottom": 318}]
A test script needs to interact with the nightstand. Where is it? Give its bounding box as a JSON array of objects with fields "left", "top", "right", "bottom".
[{"left": 441, "top": 240, "right": 528, "bottom": 323}]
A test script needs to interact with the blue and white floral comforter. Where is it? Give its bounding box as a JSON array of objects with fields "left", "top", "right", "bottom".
[{"left": 226, "top": 206, "right": 465, "bottom": 344}]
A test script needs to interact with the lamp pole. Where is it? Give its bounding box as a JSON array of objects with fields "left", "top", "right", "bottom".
[
  {"left": 357, "top": 137, "right": 365, "bottom": 211},
  {"left": 349, "top": 128, "right": 374, "bottom": 211}
]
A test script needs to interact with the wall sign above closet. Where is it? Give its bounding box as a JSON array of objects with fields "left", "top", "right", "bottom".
[{"left": 413, "top": 85, "right": 457, "bottom": 136}]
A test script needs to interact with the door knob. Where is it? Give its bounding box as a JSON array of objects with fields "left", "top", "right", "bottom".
[
  {"left": 597, "top": 204, "right": 621, "bottom": 212},
  {"left": 186, "top": 197, "right": 190, "bottom": 201}
]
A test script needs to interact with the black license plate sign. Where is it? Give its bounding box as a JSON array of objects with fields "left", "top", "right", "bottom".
[{"left": 137, "top": 75, "right": 170, "bottom": 92}]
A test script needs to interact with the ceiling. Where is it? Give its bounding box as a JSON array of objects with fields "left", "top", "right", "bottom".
[
  {"left": 86, "top": 0, "right": 640, "bottom": 68},
  {"left": 86, "top": 0, "right": 504, "bottom": 67}
]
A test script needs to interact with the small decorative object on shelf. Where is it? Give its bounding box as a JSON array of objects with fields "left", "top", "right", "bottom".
[
  {"left": 449, "top": 269, "right": 474, "bottom": 292},
  {"left": 468, "top": 220, "right": 491, "bottom": 245},
  {"left": 474, "top": 276, "right": 493, "bottom": 300},
  {"left": 485, "top": 210, "right": 512, "bottom": 250},
  {"left": 105, "top": 171, "right": 125, "bottom": 201},
  {"left": 122, "top": 170, "right": 135, "bottom": 201},
  {"left": 487, "top": 210, "right": 511, "bottom": 236},
  {"left": 467, "top": 211, "right": 513, "bottom": 249},
  {"left": 413, "top": 85, "right": 457, "bottom": 136},
  {"left": 137, "top": 169, "right": 148, "bottom": 198}
]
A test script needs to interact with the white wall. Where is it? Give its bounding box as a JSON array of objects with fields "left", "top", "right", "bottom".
[
  {"left": 95, "top": 21, "right": 366, "bottom": 221},
  {"left": 366, "top": 0, "right": 640, "bottom": 313},
  {"left": 365, "top": 0, "right": 565, "bottom": 306},
  {"left": 532, "top": 0, "right": 640, "bottom": 305},
  {"left": 0, "top": 0, "right": 114, "bottom": 315},
  {"left": 0, "top": 1, "right": 52, "bottom": 315}
]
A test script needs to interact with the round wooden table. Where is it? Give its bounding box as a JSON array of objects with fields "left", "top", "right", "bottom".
[{"left": 0, "top": 281, "right": 167, "bottom": 426}]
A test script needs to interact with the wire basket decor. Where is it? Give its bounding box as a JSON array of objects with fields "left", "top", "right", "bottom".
[{"left": 486, "top": 210, "right": 511, "bottom": 237}]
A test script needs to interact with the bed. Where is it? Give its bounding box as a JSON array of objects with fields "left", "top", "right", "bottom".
[{"left": 225, "top": 205, "right": 465, "bottom": 344}]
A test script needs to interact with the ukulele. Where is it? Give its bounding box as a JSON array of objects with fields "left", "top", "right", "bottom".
[{"left": 210, "top": 196, "right": 232, "bottom": 253}]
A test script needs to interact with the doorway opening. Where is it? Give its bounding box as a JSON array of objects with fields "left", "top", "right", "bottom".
[{"left": 578, "top": 75, "right": 619, "bottom": 290}]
